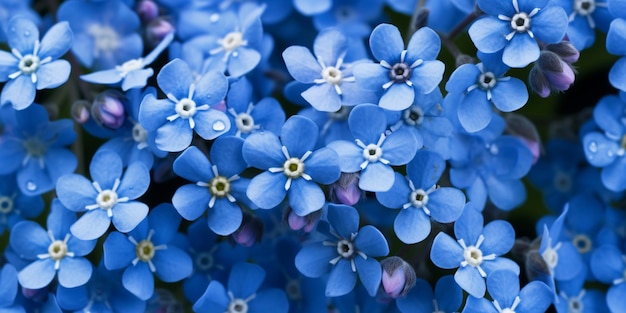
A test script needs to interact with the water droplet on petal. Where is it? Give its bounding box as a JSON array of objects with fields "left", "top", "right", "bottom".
[
  {"left": 26, "top": 181, "right": 37, "bottom": 191},
  {"left": 210, "top": 13, "right": 220, "bottom": 22},
  {"left": 232, "top": 51, "right": 238, "bottom": 58},
  {"left": 24, "top": 31, "right": 30, "bottom": 36},
  {"left": 489, "top": 144, "right": 499, "bottom": 155},
  {"left": 212, "top": 120, "right": 226, "bottom": 131},
  {"left": 608, "top": 150, "right": 614, "bottom": 157},
  {"left": 588, "top": 141, "right": 597, "bottom": 153}
]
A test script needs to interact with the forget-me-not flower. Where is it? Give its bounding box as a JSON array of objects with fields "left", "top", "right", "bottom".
[
  {"left": 55, "top": 150, "right": 150, "bottom": 240},
  {"left": 0, "top": 17, "right": 73, "bottom": 110},
  {"left": 353, "top": 23, "right": 444, "bottom": 111},
  {"left": 139, "top": 58, "right": 230, "bottom": 152},
  {"left": 468, "top": 0, "right": 568, "bottom": 68},
  {"left": 295, "top": 203, "right": 389, "bottom": 297}
]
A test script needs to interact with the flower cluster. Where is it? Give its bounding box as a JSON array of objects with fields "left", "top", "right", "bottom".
[{"left": 1, "top": 0, "right": 626, "bottom": 312}]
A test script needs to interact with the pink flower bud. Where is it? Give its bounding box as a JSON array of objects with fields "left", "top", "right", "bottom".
[
  {"left": 136, "top": 0, "right": 159, "bottom": 23},
  {"left": 330, "top": 172, "right": 362, "bottom": 205},
  {"left": 232, "top": 214, "right": 263, "bottom": 247},
  {"left": 287, "top": 209, "right": 321, "bottom": 232},
  {"left": 380, "top": 256, "right": 416, "bottom": 298},
  {"left": 71, "top": 100, "right": 91, "bottom": 124},
  {"left": 91, "top": 90, "right": 127, "bottom": 129}
]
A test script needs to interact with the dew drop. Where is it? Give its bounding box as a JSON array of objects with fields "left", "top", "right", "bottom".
[
  {"left": 26, "top": 181, "right": 37, "bottom": 191},
  {"left": 212, "top": 120, "right": 226, "bottom": 131},
  {"left": 489, "top": 144, "right": 499, "bottom": 155},
  {"left": 24, "top": 31, "right": 30, "bottom": 36},
  {"left": 232, "top": 51, "right": 238, "bottom": 58},
  {"left": 588, "top": 141, "right": 597, "bottom": 153},
  {"left": 210, "top": 13, "right": 220, "bottom": 22},
  {"left": 608, "top": 150, "right": 614, "bottom": 157}
]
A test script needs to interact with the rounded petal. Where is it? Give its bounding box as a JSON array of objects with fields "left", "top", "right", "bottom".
[
  {"left": 153, "top": 247, "right": 192, "bottom": 282},
  {"left": 407, "top": 149, "right": 445, "bottom": 189},
  {"left": 303, "top": 147, "right": 340, "bottom": 184},
  {"left": 7, "top": 18, "right": 39, "bottom": 55},
  {"left": 155, "top": 118, "right": 192, "bottom": 152},
  {"left": 325, "top": 259, "right": 357, "bottom": 297},
  {"left": 282, "top": 46, "right": 322, "bottom": 84},
  {"left": 490, "top": 78, "right": 528, "bottom": 112},
  {"left": 1, "top": 74, "right": 35, "bottom": 110},
  {"left": 379, "top": 82, "right": 415, "bottom": 111},
  {"left": 246, "top": 171, "right": 287, "bottom": 209},
  {"left": 9, "top": 221, "right": 49, "bottom": 259},
  {"left": 409, "top": 60, "right": 445, "bottom": 94},
  {"left": 354, "top": 225, "right": 389, "bottom": 257},
  {"left": 516, "top": 281, "right": 553, "bottom": 313},
  {"left": 17, "top": 259, "right": 55, "bottom": 289},
  {"left": 122, "top": 264, "right": 154, "bottom": 300},
  {"left": 531, "top": 6, "right": 568, "bottom": 44},
  {"left": 369, "top": 24, "right": 404, "bottom": 62},
  {"left": 36, "top": 60, "right": 71, "bottom": 89},
  {"left": 481, "top": 220, "right": 515, "bottom": 256},
  {"left": 288, "top": 179, "right": 325, "bottom": 216},
  {"left": 80, "top": 69, "right": 123, "bottom": 85},
  {"left": 458, "top": 89, "right": 493, "bottom": 132},
  {"left": 89, "top": 150, "right": 123, "bottom": 189},
  {"left": 355, "top": 257, "right": 382, "bottom": 297},
  {"left": 281, "top": 115, "right": 318, "bottom": 158},
  {"left": 242, "top": 132, "right": 285, "bottom": 169},
  {"left": 295, "top": 243, "right": 335, "bottom": 278},
  {"left": 468, "top": 17, "right": 509, "bottom": 53},
  {"left": 103, "top": 231, "right": 135, "bottom": 270},
  {"left": 156, "top": 59, "right": 193, "bottom": 99},
  {"left": 121, "top": 68, "right": 154, "bottom": 91},
  {"left": 406, "top": 27, "right": 441, "bottom": 61},
  {"left": 208, "top": 200, "right": 242, "bottom": 236},
  {"left": 485, "top": 270, "right": 519, "bottom": 306},
  {"left": 58, "top": 257, "right": 92, "bottom": 288},
  {"left": 192, "top": 280, "right": 229, "bottom": 313},
  {"left": 172, "top": 184, "right": 210, "bottom": 220},
  {"left": 110, "top": 201, "right": 148, "bottom": 233},
  {"left": 360, "top": 162, "right": 394, "bottom": 192},
  {"left": 248, "top": 288, "right": 289, "bottom": 313},
  {"left": 228, "top": 262, "right": 265, "bottom": 299},
  {"left": 193, "top": 70, "right": 228, "bottom": 106},
  {"left": 502, "top": 34, "right": 539, "bottom": 68},
  {"left": 327, "top": 203, "right": 359, "bottom": 238},
  {"left": 454, "top": 266, "right": 486, "bottom": 298},
  {"left": 70, "top": 209, "right": 111, "bottom": 240},
  {"left": 394, "top": 208, "right": 431, "bottom": 244},
  {"left": 430, "top": 232, "right": 464, "bottom": 269},
  {"left": 428, "top": 187, "right": 466, "bottom": 223}
]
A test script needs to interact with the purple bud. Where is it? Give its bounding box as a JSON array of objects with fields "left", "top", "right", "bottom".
[
  {"left": 287, "top": 209, "right": 321, "bottom": 232},
  {"left": 380, "top": 256, "right": 416, "bottom": 298},
  {"left": 145, "top": 289, "right": 184, "bottom": 313},
  {"left": 529, "top": 50, "right": 577, "bottom": 97},
  {"left": 146, "top": 17, "right": 175, "bottom": 47},
  {"left": 21, "top": 287, "right": 49, "bottom": 303},
  {"left": 232, "top": 214, "right": 263, "bottom": 247},
  {"left": 545, "top": 41, "right": 580, "bottom": 64},
  {"left": 71, "top": 100, "right": 91, "bottom": 124},
  {"left": 529, "top": 67, "right": 551, "bottom": 98},
  {"left": 91, "top": 90, "right": 127, "bottom": 129},
  {"left": 504, "top": 113, "right": 542, "bottom": 164},
  {"left": 136, "top": 0, "right": 160, "bottom": 23},
  {"left": 545, "top": 60, "right": 575, "bottom": 91},
  {"left": 330, "top": 172, "right": 362, "bottom": 205}
]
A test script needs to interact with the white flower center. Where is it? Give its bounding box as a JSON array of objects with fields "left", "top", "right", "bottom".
[
  {"left": 96, "top": 189, "right": 119, "bottom": 210},
  {"left": 228, "top": 298, "right": 248, "bottom": 313},
  {"left": 132, "top": 123, "right": 148, "bottom": 146},
  {"left": 235, "top": 112, "right": 256, "bottom": 134},
  {"left": 48, "top": 240, "right": 69, "bottom": 261},
  {"left": 116, "top": 58, "right": 144, "bottom": 77},
  {"left": 283, "top": 158, "right": 305, "bottom": 178},
  {"left": 463, "top": 246, "right": 484, "bottom": 267},
  {"left": 574, "top": 0, "right": 596, "bottom": 15},
  {"left": 403, "top": 106, "right": 424, "bottom": 126},
  {"left": 88, "top": 24, "right": 120, "bottom": 55},
  {"left": 336, "top": 239, "right": 355, "bottom": 258},
  {"left": 478, "top": 72, "right": 497, "bottom": 90},
  {"left": 135, "top": 239, "right": 156, "bottom": 262},
  {"left": 322, "top": 66, "right": 343, "bottom": 85},
  {"left": 542, "top": 245, "right": 560, "bottom": 270},
  {"left": 510, "top": 12, "right": 531, "bottom": 32},
  {"left": 19, "top": 54, "right": 40, "bottom": 74},
  {"left": 410, "top": 189, "right": 429, "bottom": 208},
  {"left": 221, "top": 32, "right": 246, "bottom": 52},
  {"left": 362, "top": 144, "right": 383, "bottom": 162},
  {"left": 175, "top": 98, "right": 197, "bottom": 119},
  {"left": 0, "top": 196, "right": 13, "bottom": 214},
  {"left": 209, "top": 176, "right": 231, "bottom": 197},
  {"left": 285, "top": 280, "right": 302, "bottom": 300}
]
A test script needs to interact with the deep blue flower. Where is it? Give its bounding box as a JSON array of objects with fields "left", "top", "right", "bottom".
[
  {"left": 311, "top": 0, "right": 385, "bottom": 38},
  {"left": 0, "top": 17, "right": 72, "bottom": 110},
  {"left": 0, "top": 174, "right": 43, "bottom": 235},
  {"left": 192, "top": 262, "right": 289, "bottom": 313},
  {"left": 80, "top": 32, "right": 174, "bottom": 91},
  {"left": 606, "top": 2, "right": 626, "bottom": 91},
  {"left": 552, "top": 0, "right": 612, "bottom": 50},
  {"left": 55, "top": 150, "right": 150, "bottom": 240},
  {"left": 376, "top": 150, "right": 466, "bottom": 244},
  {"left": 283, "top": 28, "right": 376, "bottom": 112},
  {"left": 56, "top": 261, "right": 146, "bottom": 313},
  {"left": 295, "top": 203, "right": 389, "bottom": 297},
  {"left": 328, "top": 104, "right": 419, "bottom": 192},
  {"left": 468, "top": 0, "right": 568, "bottom": 68},
  {"left": 224, "top": 77, "right": 285, "bottom": 138},
  {"left": 103, "top": 203, "right": 193, "bottom": 301},
  {"left": 582, "top": 94, "right": 626, "bottom": 191},
  {"left": 430, "top": 204, "right": 520, "bottom": 298},
  {"left": 396, "top": 275, "right": 462, "bottom": 313},
  {"left": 353, "top": 23, "right": 445, "bottom": 111},
  {"left": 445, "top": 51, "right": 529, "bottom": 132},
  {"left": 138, "top": 58, "right": 230, "bottom": 152},
  {"left": 0, "top": 264, "right": 24, "bottom": 312},
  {"left": 0, "top": 1, "right": 40, "bottom": 43},
  {"left": 242, "top": 115, "right": 341, "bottom": 216},
  {"left": 462, "top": 270, "right": 552, "bottom": 313},
  {"left": 9, "top": 199, "right": 96, "bottom": 290},
  {"left": 0, "top": 103, "right": 77, "bottom": 196},
  {"left": 172, "top": 136, "right": 252, "bottom": 235},
  {"left": 590, "top": 243, "right": 626, "bottom": 313},
  {"left": 58, "top": 0, "right": 143, "bottom": 70},
  {"left": 555, "top": 267, "right": 609, "bottom": 313}
]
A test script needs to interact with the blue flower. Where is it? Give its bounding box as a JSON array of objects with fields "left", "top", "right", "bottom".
[
  {"left": 376, "top": 150, "right": 466, "bottom": 244},
  {"left": 295, "top": 203, "right": 389, "bottom": 297},
  {"left": 0, "top": 264, "right": 24, "bottom": 312},
  {"left": 0, "top": 17, "right": 73, "bottom": 110},
  {"left": 396, "top": 275, "right": 462, "bottom": 313},
  {"left": 224, "top": 77, "right": 285, "bottom": 138},
  {"left": 353, "top": 24, "right": 445, "bottom": 111},
  {"left": 138, "top": 58, "right": 230, "bottom": 152},
  {"left": 552, "top": 0, "right": 612, "bottom": 50},
  {"left": 582, "top": 94, "right": 626, "bottom": 191},
  {"left": 9, "top": 199, "right": 96, "bottom": 289},
  {"left": 55, "top": 150, "right": 150, "bottom": 240},
  {"left": 430, "top": 204, "right": 519, "bottom": 298},
  {"left": 589, "top": 243, "right": 626, "bottom": 313},
  {"left": 468, "top": 0, "right": 568, "bottom": 68},
  {"left": 192, "top": 262, "right": 289, "bottom": 313},
  {"left": 328, "top": 104, "right": 419, "bottom": 192},
  {"left": 445, "top": 52, "right": 529, "bottom": 132},
  {"left": 554, "top": 267, "right": 609, "bottom": 313},
  {"left": 311, "top": 0, "right": 385, "bottom": 38},
  {"left": 80, "top": 32, "right": 174, "bottom": 91},
  {"left": 283, "top": 28, "right": 376, "bottom": 112},
  {"left": 0, "top": 174, "right": 44, "bottom": 235},
  {"left": 242, "top": 115, "right": 341, "bottom": 216},
  {"left": 102, "top": 203, "right": 193, "bottom": 301},
  {"left": 56, "top": 261, "right": 146, "bottom": 312},
  {"left": 462, "top": 270, "right": 552, "bottom": 313},
  {"left": 172, "top": 136, "right": 251, "bottom": 235},
  {"left": 0, "top": 103, "right": 77, "bottom": 196},
  {"left": 58, "top": 0, "right": 143, "bottom": 70}
]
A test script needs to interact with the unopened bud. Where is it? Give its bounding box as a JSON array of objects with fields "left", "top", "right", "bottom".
[
  {"left": 21, "top": 287, "right": 48, "bottom": 303},
  {"left": 136, "top": 0, "right": 160, "bottom": 23},
  {"left": 232, "top": 213, "right": 263, "bottom": 247},
  {"left": 146, "top": 17, "right": 175, "bottom": 47},
  {"left": 504, "top": 113, "right": 542, "bottom": 164},
  {"left": 380, "top": 256, "right": 416, "bottom": 298},
  {"left": 71, "top": 100, "right": 91, "bottom": 124},
  {"left": 529, "top": 50, "right": 576, "bottom": 98},
  {"left": 287, "top": 208, "right": 321, "bottom": 232},
  {"left": 91, "top": 90, "right": 127, "bottom": 129},
  {"left": 545, "top": 41, "right": 580, "bottom": 64},
  {"left": 330, "top": 172, "right": 362, "bottom": 205}
]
